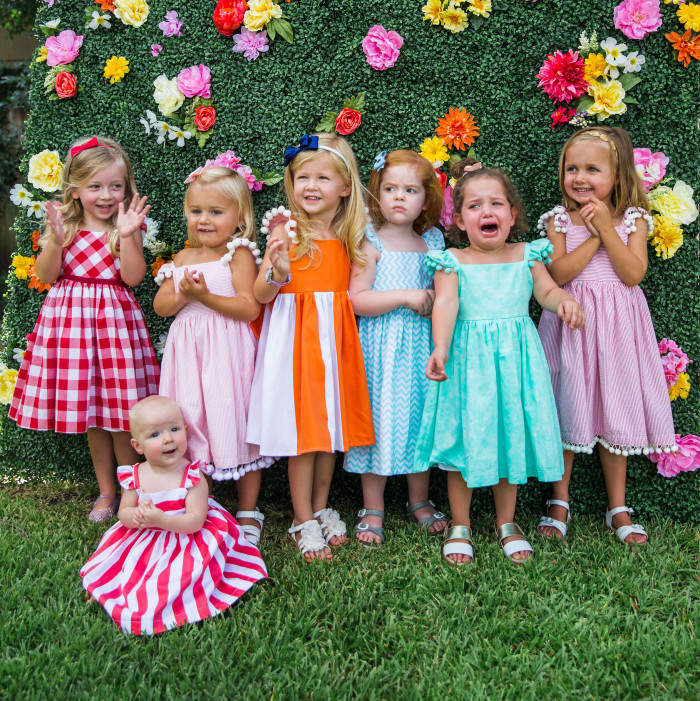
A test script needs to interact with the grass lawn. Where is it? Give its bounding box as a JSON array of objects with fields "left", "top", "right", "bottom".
[{"left": 1, "top": 481, "right": 698, "bottom": 700}]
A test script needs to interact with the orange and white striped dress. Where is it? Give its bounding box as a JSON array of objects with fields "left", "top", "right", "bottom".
[{"left": 247, "top": 239, "right": 375, "bottom": 456}]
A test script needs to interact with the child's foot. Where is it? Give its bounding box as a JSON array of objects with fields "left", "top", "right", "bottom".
[
  {"left": 354, "top": 509, "right": 385, "bottom": 546},
  {"left": 88, "top": 494, "right": 119, "bottom": 523},
  {"left": 538, "top": 500, "right": 571, "bottom": 539},
  {"left": 442, "top": 525, "right": 474, "bottom": 565},
  {"left": 313, "top": 507, "right": 348, "bottom": 547},
  {"left": 407, "top": 500, "right": 447, "bottom": 535},
  {"left": 606, "top": 506, "right": 648, "bottom": 545},
  {"left": 496, "top": 523, "right": 533, "bottom": 563},
  {"left": 289, "top": 519, "right": 333, "bottom": 561}
]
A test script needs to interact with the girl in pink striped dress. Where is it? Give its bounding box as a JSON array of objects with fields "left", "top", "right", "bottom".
[
  {"left": 537, "top": 127, "right": 676, "bottom": 545},
  {"left": 154, "top": 165, "right": 273, "bottom": 548},
  {"left": 80, "top": 395, "right": 267, "bottom": 636}
]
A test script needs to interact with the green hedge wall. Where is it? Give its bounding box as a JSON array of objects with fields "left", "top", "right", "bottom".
[{"left": 2, "top": 0, "right": 698, "bottom": 521}]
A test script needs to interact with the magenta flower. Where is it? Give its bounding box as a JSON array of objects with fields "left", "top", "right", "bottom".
[
  {"left": 614, "top": 0, "right": 663, "bottom": 40},
  {"left": 176, "top": 64, "right": 211, "bottom": 99},
  {"left": 658, "top": 338, "right": 691, "bottom": 387},
  {"left": 159, "top": 10, "right": 184, "bottom": 37},
  {"left": 43, "top": 0, "right": 60, "bottom": 6},
  {"left": 440, "top": 185, "right": 454, "bottom": 229},
  {"left": 551, "top": 107, "right": 577, "bottom": 129},
  {"left": 634, "top": 148, "right": 669, "bottom": 192},
  {"left": 649, "top": 434, "right": 700, "bottom": 478},
  {"left": 232, "top": 27, "right": 269, "bottom": 61},
  {"left": 151, "top": 44, "right": 163, "bottom": 57},
  {"left": 362, "top": 25, "right": 404, "bottom": 70},
  {"left": 45, "top": 29, "right": 83, "bottom": 66},
  {"left": 213, "top": 150, "right": 243, "bottom": 170},
  {"left": 537, "top": 50, "right": 588, "bottom": 103},
  {"left": 658, "top": 338, "right": 683, "bottom": 357}
]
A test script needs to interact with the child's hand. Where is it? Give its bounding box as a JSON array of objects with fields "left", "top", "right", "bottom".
[
  {"left": 117, "top": 193, "right": 151, "bottom": 240},
  {"left": 557, "top": 299, "right": 585, "bottom": 329},
  {"left": 404, "top": 289, "right": 435, "bottom": 317},
  {"left": 266, "top": 236, "right": 290, "bottom": 277},
  {"left": 426, "top": 348, "right": 449, "bottom": 382},
  {"left": 45, "top": 201, "right": 65, "bottom": 245},
  {"left": 580, "top": 197, "right": 612, "bottom": 239},
  {"left": 134, "top": 500, "right": 163, "bottom": 528},
  {"left": 178, "top": 267, "right": 209, "bottom": 300}
]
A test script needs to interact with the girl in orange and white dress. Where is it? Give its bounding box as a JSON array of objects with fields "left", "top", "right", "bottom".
[{"left": 247, "top": 133, "right": 375, "bottom": 562}]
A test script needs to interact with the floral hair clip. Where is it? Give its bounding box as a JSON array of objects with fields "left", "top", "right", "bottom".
[
  {"left": 283, "top": 133, "right": 351, "bottom": 172},
  {"left": 457, "top": 161, "right": 483, "bottom": 180},
  {"left": 373, "top": 151, "right": 387, "bottom": 171},
  {"left": 184, "top": 150, "right": 263, "bottom": 190},
  {"left": 583, "top": 129, "right": 618, "bottom": 154}
]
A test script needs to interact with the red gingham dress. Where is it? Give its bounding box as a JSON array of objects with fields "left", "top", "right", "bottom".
[{"left": 9, "top": 230, "right": 160, "bottom": 433}]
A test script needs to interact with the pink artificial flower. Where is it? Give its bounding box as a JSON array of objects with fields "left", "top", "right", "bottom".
[
  {"left": 233, "top": 27, "right": 269, "bottom": 61},
  {"left": 440, "top": 185, "right": 454, "bottom": 229},
  {"left": 648, "top": 434, "right": 700, "bottom": 477},
  {"left": 551, "top": 106, "right": 577, "bottom": 128},
  {"left": 658, "top": 338, "right": 691, "bottom": 387},
  {"left": 45, "top": 29, "right": 83, "bottom": 66},
  {"left": 151, "top": 44, "right": 163, "bottom": 57},
  {"left": 43, "top": 0, "right": 59, "bottom": 6},
  {"left": 212, "top": 150, "right": 242, "bottom": 169},
  {"left": 177, "top": 64, "right": 211, "bottom": 99},
  {"left": 537, "top": 50, "right": 588, "bottom": 103},
  {"left": 614, "top": 0, "right": 663, "bottom": 40},
  {"left": 658, "top": 338, "right": 683, "bottom": 356},
  {"left": 362, "top": 25, "right": 404, "bottom": 70},
  {"left": 236, "top": 165, "right": 262, "bottom": 191},
  {"left": 159, "top": 10, "right": 183, "bottom": 37},
  {"left": 634, "top": 148, "right": 669, "bottom": 192}
]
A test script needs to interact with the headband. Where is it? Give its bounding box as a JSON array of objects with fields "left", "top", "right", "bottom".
[
  {"left": 283, "top": 134, "right": 351, "bottom": 172},
  {"left": 70, "top": 137, "right": 110, "bottom": 158},
  {"left": 583, "top": 129, "right": 618, "bottom": 155}
]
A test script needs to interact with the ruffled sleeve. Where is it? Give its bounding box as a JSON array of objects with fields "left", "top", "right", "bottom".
[
  {"left": 364, "top": 222, "right": 384, "bottom": 252},
  {"left": 422, "top": 226, "right": 445, "bottom": 252},
  {"left": 526, "top": 239, "right": 554, "bottom": 268},
  {"left": 154, "top": 261, "right": 175, "bottom": 287},
  {"left": 182, "top": 460, "right": 205, "bottom": 489},
  {"left": 425, "top": 249, "right": 459, "bottom": 276},
  {"left": 117, "top": 463, "right": 137, "bottom": 490}
]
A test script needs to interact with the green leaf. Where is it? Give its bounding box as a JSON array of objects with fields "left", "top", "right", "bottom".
[
  {"left": 618, "top": 74, "right": 642, "bottom": 91},
  {"left": 448, "top": 153, "right": 463, "bottom": 168},
  {"left": 266, "top": 21, "right": 276, "bottom": 41},
  {"left": 577, "top": 96, "right": 594, "bottom": 112},
  {"left": 467, "top": 147, "right": 477, "bottom": 160},
  {"left": 343, "top": 92, "right": 366, "bottom": 113},
  {"left": 471, "top": 17, "right": 484, "bottom": 30},
  {"left": 263, "top": 172, "right": 283, "bottom": 186},
  {"left": 623, "top": 96, "right": 639, "bottom": 105},
  {"left": 272, "top": 18, "right": 294, "bottom": 44},
  {"left": 315, "top": 111, "right": 338, "bottom": 132}
]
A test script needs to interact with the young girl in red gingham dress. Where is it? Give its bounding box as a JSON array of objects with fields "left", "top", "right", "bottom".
[{"left": 9, "top": 137, "right": 160, "bottom": 522}]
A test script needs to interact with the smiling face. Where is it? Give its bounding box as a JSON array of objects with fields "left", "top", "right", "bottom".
[
  {"left": 186, "top": 182, "right": 241, "bottom": 252},
  {"left": 130, "top": 397, "right": 188, "bottom": 470},
  {"left": 563, "top": 140, "right": 616, "bottom": 208},
  {"left": 71, "top": 161, "right": 127, "bottom": 230},
  {"left": 378, "top": 165, "right": 427, "bottom": 228},
  {"left": 453, "top": 176, "right": 516, "bottom": 251},
  {"left": 292, "top": 153, "right": 351, "bottom": 220}
]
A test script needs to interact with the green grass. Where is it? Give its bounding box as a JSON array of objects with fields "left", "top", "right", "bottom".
[{"left": 1, "top": 482, "right": 698, "bottom": 700}]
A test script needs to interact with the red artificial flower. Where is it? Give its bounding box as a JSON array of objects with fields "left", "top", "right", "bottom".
[
  {"left": 537, "top": 49, "right": 588, "bottom": 103},
  {"left": 213, "top": 0, "right": 247, "bottom": 36},
  {"left": 435, "top": 169, "right": 447, "bottom": 191},
  {"left": 550, "top": 106, "right": 577, "bottom": 129},
  {"left": 31, "top": 230, "right": 40, "bottom": 252},
  {"left": 55, "top": 71, "right": 77, "bottom": 99},
  {"left": 335, "top": 108, "right": 362, "bottom": 135},
  {"left": 194, "top": 106, "right": 217, "bottom": 131},
  {"left": 94, "top": 0, "right": 115, "bottom": 11}
]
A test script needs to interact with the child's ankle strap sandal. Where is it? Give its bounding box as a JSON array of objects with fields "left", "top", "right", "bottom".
[
  {"left": 354, "top": 509, "right": 385, "bottom": 546},
  {"left": 605, "top": 506, "right": 648, "bottom": 544},
  {"left": 288, "top": 519, "right": 327, "bottom": 556},
  {"left": 537, "top": 499, "right": 571, "bottom": 538},
  {"left": 496, "top": 522, "right": 533, "bottom": 563},
  {"left": 313, "top": 507, "right": 347, "bottom": 544},
  {"left": 442, "top": 525, "right": 474, "bottom": 565}
]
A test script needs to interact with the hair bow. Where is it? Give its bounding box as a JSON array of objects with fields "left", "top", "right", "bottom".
[
  {"left": 283, "top": 134, "right": 319, "bottom": 167},
  {"left": 70, "top": 137, "right": 103, "bottom": 158},
  {"left": 373, "top": 151, "right": 387, "bottom": 171}
]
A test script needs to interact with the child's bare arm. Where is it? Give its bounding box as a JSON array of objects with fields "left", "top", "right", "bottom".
[
  {"left": 426, "top": 268, "right": 459, "bottom": 381},
  {"left": 117, "top": 489, "right": 141, "bottom": 528},
  {"left": 543, "top": 216, "right": 601, "bottom": 286},
  {"left": 531, "top": 260, "right": 585, "bottom": 329},
  {"left": 254, "top": 225, "right": 291, "bottom": 304}
]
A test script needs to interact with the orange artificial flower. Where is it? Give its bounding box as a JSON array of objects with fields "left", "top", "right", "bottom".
[
  {"left": 151, "top": 258, "right": 167, "bottom": 277},
  {"left": 665, "top": 28, "right": 700, "bottom": 67},
  {"left": 435, "top": 107, "right": 480, "bottom": 151},
  {"left": 31, "top": 230, "right": 40, "bottom": 252},
  {"left": 94, "top": 0, "right": 116, "bottom": 11},
  {"left": 27, "top": 261, "right": 52, "bottom": 293}
]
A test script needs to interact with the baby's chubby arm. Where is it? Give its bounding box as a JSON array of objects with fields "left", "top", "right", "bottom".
[
  {"left": 531, "top": 260, "right": 585, "bottom": 329},
  {"left": 133, "top": 476, "right": 208, "bottom": 534},
  {"left": 117, "top": 488, "right": 142, "bottom": 529}
]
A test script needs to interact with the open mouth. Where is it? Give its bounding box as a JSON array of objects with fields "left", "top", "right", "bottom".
[
  {"left": 481, "top": 223, "right": 498, "bottom": 235},
  {"left": 163, "top": 448, "right": 177, "bottom": 456}
]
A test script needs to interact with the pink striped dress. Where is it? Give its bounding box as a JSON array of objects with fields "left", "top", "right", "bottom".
[
  {"left": 538, "top": 208, "right": 676, "bottom": 455},
  {"left": 80, "top": 461, "right": 268, "bottom": 636}
]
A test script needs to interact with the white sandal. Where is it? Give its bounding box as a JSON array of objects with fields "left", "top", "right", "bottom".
[
  {"left": 313, "top": 507, "right": 347, "bottom": 546},
  {"left": 235, "top": 508, "right": 265, "bottom": 548},
  {"left": 288, "top": 519, "right": 329, "bottom": 559},
  {"left": 605, "top": 506, "right": 648, "bottom": 544},
  {"left": 537, "top": 499, "right": 571, "bottom": 539},
  {"left": 496, "top": 522, "right": 533, "bottom": 564},
  {"left": 442, "top": 525, "right": 474, "bottom": 566}
]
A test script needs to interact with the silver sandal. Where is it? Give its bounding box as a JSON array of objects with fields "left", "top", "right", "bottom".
[
  {"left": 406, "top": 499, "right": 446, "bottom": 534},
  {"left": 354, "top": 508, "right": 385, "bottom": 547}
]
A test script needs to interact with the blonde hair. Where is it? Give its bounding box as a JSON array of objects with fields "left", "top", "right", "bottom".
[
  {"left": 40, "top": 136, "right": 136, "bottom": 256},
  {"left": 283, "top": 133, "right": 366, "bottom": 266},
  {"left": 558, "top": 126, "right": 649, "bottom": 214},
  {"left": 367, "top": 150, "right": 444, "bottom": 234},
  {"left": 183, "top": 167, "right": 256, "bottom": 247}
]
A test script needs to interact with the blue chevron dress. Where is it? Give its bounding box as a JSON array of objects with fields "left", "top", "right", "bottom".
[{"left": 344, "top": 225, "right": 444, "bottom": 476}]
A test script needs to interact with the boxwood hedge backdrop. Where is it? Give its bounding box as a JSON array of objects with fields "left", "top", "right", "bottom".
[{"left": 2, "top": 0, "right": 698, "bottom": 521}]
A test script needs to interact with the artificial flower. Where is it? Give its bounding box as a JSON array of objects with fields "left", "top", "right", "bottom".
[
  {"left": 154, "top": 332, "right": 168, "bottom": 358},
  {"left": 659, "top": 340, "right": 690, "bottom": 387},
  {"left": 599, "top": 37, "right": 628, "bottom": 78},
  {"left": 41, "top": 19, "right": 61, "bottom": 30},
  {"left": 584, "top": 53, "right": 608, "bottom": 82},
  {"left": 232, "top": 26, "right": 269, "bottom": 60},
  {"left": 649, "top": 434, "right": 700, "bottom": 477},
  {"left": 194, "top": 106, "right": 217, "bottom": 131},
  {"left": 665, "top": 28, "right": 700, "bottom": 67},
  {"left": 551, "top": 106, "right": 577, "bottom": 128},
  {"left": 31, "top": 230, "right": 41, "bottom": 251},
  {"left": 43, "top": 0, "right": 60, "bottom": 7},
  {"left": 88, "top": 11, "right": 111, "bottom": 29},
  {"left": 12, "top": 347, "right": 25, "bottom": 364},
  {"left": 45, "top": 29, "right": 83, "bottom": 66},
  {"left": 9, "top": 185, "right": 33, "bottom": 207},
  {"left": 436, "top": 107, "right": 479, "bottom": 150},
  {"left": 104, "top": 56, "right": 129, "bottom": 83},
  {"left": 169, "top": 128, "right": 191, "bottom": 147},
  {"left": 586, "top": 79, "right": 627, "bottom": 121},
  {"left": 27, "top": 150, "right": 63, "bottom": 192},
  {"left": 55, "top": 71, "right": 77, "bottom": 97},
  {"left": 422, "top": 0, "right": 443, "bottom": 24},
  {"left": 334, "top": 108, "right": 362, "bottom": 136},
  {"left": 649, "top": 215, "right": 683, "bottom": 258},
  {"left": 648, "top": 181, "right": 698, "bottom": 226},
  {"left": 537, "top": 50, "right": 588, "bottom": 103},
  {"left": 440, "top": 184, "right": 454, "bottom": 228},
  {"left": 633, "top": 148, "right": 669, "bottom": 191},
  {"left": 28, "top": 266, "right": 52, "bottom": 293},
  {"left": 623, "top": 51, "right": 646, "bottom": 72},
  {"left": 36, "top": 47, "right": 48, "bottom": 63},
  {"left": 213, "top": 0, "right": 248, "bottom": 36},
  {"left": 244, "top": 0, "right": 282, "bottom": 32},
  {"left": 613, "top": 0, "right": 663, "bottom": 40},
  {"left": 579, "top": 30, "right": 600, "bottom": 53},
  {"left": 153, "top": 74, "right": 185, "bottom": 116},
  {"left": 159, "top": 10, "right": 183, "bottom": 37},
  {"left": 373, "top": 151, "right": 387, "bottom": 170},
  {"left": 0, "top": 367, "right": 18, "bottom": 405},
  {"left": 440, "top": 4, "right": 469, "bottom": 33},
  {"left": 658, "top": 338, "right": 685, "bottom": 358},
  {"left": 467, "top": 0, "right": 491, "bottom": 16},
  {"left": 28, "top": 201, "right": 47, "bottom": 219},
  {"left": 677, "top": 2, "right": 700, "bottom": 30},
  {"left": 669, "top": 372, "right": 690, "bottom": 401},
  {"left": 151, "top": 44, "right": 162, "bottom": 57},
  {"left": 12, "top": 255, "right": 33, "bottom": 280},
  {"left": 419, "top": 136, "right": 449, "bottom": 166},
  {"left": 362, "top": 25, "right": 404, "bottom": 70},
  {"left": 94, "top": 0, "right": 115, "bottom": 10},
  {"left": 177, "top": 64, "right": 211, "bottom": 99},
  {"left": 113, "top": 0, "right": 149, "bottom": 27},
  {"left": 155, "top": 121, "right": 173, "bottom": 144},
  {"left": 151, "top": 258, "right": 167, "bottom": 276}
]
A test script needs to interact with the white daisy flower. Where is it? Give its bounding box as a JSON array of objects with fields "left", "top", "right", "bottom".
[
  {"left": 42, "top": 19, "right": 61, "bottom": 29},
  {"left": 155, "top": 121, "right": 171, "bottom": 145},
  {"left": 12, "top": 348, "right": 25, "bottom": 364},
  {"left": 169, "top": 129, "right": 191, "bottom": 147},
  {"left": 28, "top": 201, "right": 46, "bottom": 219},
  {"left": 9, "top": 184, "right": 33, "bottom": 207},
  {"left": 600, "top": 37, "right": 627, "bottom": 66},
  {"left": 623, "top": 51, "right": 645, "bottom": 73},
  {"left": 89, "top": 11, "right": 111, "bottom": 29},
  {"left": 154, "top": 332, "right": 168, "bottom": 358}
]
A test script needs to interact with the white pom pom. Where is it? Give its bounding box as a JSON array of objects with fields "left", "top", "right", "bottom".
[
  {"left": 643, "top": 447, "right": 650, "bottom": 455},
  {"left": 663, "top": 446, "right": 671, "bottom": 453},
  {"left": 283, "top": 208, "right": 291, "bottom": 217},
  {"left": 252, "top": 248, "right": 260, "bottom": 256},
  {"left": 631, "top": 225, "right": 637, "bottom": 232},
  {"left": 260, "top": 226, "right": 269, "bottom": 234},
  {"left": 614, "top": 449, "right": 622, "bottom": 455},
  {"left": 255, "top": 257, "right": 262, "bottom": 264},
  {"left": 262, "top": 218, "right": 269, "bottom": 227}
]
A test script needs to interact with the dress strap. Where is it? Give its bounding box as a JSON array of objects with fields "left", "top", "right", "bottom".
[
  {"left": 422, "top": 226, "right": 445, "bottom": 251},
  {"left": 220, "top": 237, "right": 263, "bottom": 265},
  {"left": 526, "top": 239, "right": 554, "bottom": 267},
  {"left": 425, "top": 249, "right": 459, "bottom": 275},
  {"left": 182, "top": 460, "right": 205, "bottom": 488},
  {"left": 364, "top": 222, "right": 384, "bottom": 252},
  {"left": 622, "top": 207, "right": 655, "bottom": 236},
  {"left": 154, "top": 261, "right": 175, "bottom": 286}
]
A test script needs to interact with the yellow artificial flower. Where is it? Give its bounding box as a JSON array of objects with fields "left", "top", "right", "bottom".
[
  {"left": 113, "top": 0, "right": 149, "bottom": 27},
  {"left": 440, "top": 4, "right": 469, "bottom": 33},
  {"left": 648, "top": 181, "right": 698, "bottom": 226},
  {"left": 35, "top": 46, "right": 48, "bottom": 63},
  {"left": 584, "top": 53, "right": 607, "bottom": 83},
  {"left": 650, "top": 215, "right": 683, "bottom": 259},
  {"left": 27, "top": 150, "right": 63, "bottom": 192},
  {"left": 586, "top": 79, "right": 627, "bottom": 121},
  {"left": 0, "top": 367, "right": 18, "bottom": 405},
  {"left": 243, "top": 0, "right": 282, "bottom": 31},
  {"left": 12, "top": 255, "right": 33, "bottom": 280},
  {"left": 104, "top": 56, "right": 130, "bottom": 84},
  {"left": 669, "top": 372, "right": 690, "bottom": 401},
  {"left": 422, "top": 0, "right": 444, "bottom": 24},
  {"left": 467, "top": 0, "right": 491, "bottom": 17},
  {"left": 678, "top": 2, "right": 700, "bottom": 31},
  {"left": 419, "top": 136, "right": 449, "bottom": 166},
  {"left": 153, "top": 74, "right": 185, "bottom": 116}
]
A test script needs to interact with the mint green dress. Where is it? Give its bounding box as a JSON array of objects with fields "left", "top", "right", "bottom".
[{"left": 414, "top": 240, "right": 564, "bottom": 488}]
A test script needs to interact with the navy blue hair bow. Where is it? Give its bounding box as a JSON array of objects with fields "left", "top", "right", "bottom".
[{"left": 283, "top": 134, "right": 319, "bottom": 167}]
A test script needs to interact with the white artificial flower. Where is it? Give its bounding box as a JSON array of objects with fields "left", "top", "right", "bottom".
[
  {"left": 42, "top": 19, "right": 61, "bottom": 29},
  {"left": 9, "top": 184, "right": 33, "bottom": 207},
  {"left": 12, "top": 348, "right": 25, "bottom": 364},
  {"left": 153, "top": 74, "right": 185, "bottom": 117},
  {"left": 623, "top": 51, "right": 645, "bottom": 73},
  {"left": 155, "top": 121, "right": 171, "bottom": 145},
  {"left": 28, "top": 201, "right": 46, "bottom": 219},
  {"left": 154, "top": 332, "right": 168, "bottom": 358},
  {"left": 169, "top": 129, "right": 191, "bottom": 147},
  {"left": 600, "top": 37, "right": 627, "bottom": 66},
  {"left": 578, "top": 30, "right": 599, "bottom": 54},
  {"left": 89, "top": 11, "right": 111, "bottom": 29}
]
